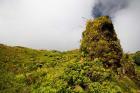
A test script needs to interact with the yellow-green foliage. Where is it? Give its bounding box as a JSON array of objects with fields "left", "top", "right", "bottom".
[
  {"left": 0, "top": 16, "right": 140, "bottom": 92},
  {"left": 80, "top": 16, "right": 123, "bottom": 68},
  {"left": 0, "top": 44, "right": 140, "bottom": 93}
]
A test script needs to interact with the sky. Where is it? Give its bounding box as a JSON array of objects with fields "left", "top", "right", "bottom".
[{"left": 0, "top": 0, "right": 139, "bottom": 52}]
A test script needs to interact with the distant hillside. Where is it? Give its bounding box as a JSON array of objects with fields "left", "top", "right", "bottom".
[{"left": 0, "top": 16, "right": 140, "bottom": 93}]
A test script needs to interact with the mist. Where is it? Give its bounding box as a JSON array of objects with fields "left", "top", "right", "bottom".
[
  {"left": 0, "top": 0, "right": 140, "bottom": 52},
  {"left": 92, "top": 0, "right": 129, "bottom": 18}
]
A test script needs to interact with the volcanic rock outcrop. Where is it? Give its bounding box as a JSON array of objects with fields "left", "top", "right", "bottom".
[{"left": 80, "top": 16, "right": 123, "bottom": 68}]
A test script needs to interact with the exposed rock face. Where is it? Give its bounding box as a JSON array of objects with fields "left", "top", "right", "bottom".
[{"left": 80, "top": 16, "right": 123, "bottom": 68}]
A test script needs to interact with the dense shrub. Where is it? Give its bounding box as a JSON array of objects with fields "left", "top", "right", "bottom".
[
  {"left": 57, "top": 60, "right": 123, "bottom": 93},
  {"left": 133, "top": 51, "right": 140, "bottom": 66}
]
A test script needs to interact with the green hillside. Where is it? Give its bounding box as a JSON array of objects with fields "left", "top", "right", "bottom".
[
  {"left": 0, "top": 44, "right": 140, "bottom": 93},
  {"left": 0, "top": 16, "right": 140, "bottom": 93}
]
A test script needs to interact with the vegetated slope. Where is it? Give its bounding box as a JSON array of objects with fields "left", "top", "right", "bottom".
[
  {"left": 0, "top": 44, "right": 80, "bottom": 93},
  {"left": 0, "top": 45, "right": 138, "bottom": 93},
  {"left": 0, "top": 45, "right": 140, "bottom": 93},
  {"left": 0, "top": 44, "right": 140, "bottom": 93},
  {"left": 0, "top": 16, "right": 140, "bottom": 93}
]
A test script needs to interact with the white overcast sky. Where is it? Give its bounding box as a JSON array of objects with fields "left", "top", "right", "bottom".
[{"left": 0, "top": 0, "right": 139, "bottom": 52}]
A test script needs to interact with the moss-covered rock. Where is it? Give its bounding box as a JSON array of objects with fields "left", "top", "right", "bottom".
[{"left": 80, "top": 16, "right": 123, "bottom": 68}]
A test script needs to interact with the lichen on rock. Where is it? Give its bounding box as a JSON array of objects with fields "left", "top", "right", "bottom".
[{"left": 80, "top": 16, "right": 123, "bottom": 68}]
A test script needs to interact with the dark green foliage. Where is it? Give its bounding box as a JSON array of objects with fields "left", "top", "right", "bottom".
[
  {"left": 60, "top": 61, "right": 120, "bottom": 93},
  {"left": 80, "top": 16, "right": 123, "bottom": 68},
  {"left": 121, "top": 54, "right": 136, "bottom": 77},
  {"left": 133, "top": 51, "right": 140, "bottom": 65},
  {"left": 55, "top": 60, "right": 137, "bottom": 93}
]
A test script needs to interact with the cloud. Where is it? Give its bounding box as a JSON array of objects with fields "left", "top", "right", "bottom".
[
  {"left": 92, "top": 0, "right": 129, "bottom": 18},
  {"left": 0, "top": 0, "right": 139, "bottom": 52},
  {"left": 91, "top": 0, "right": 140, "bottom": 52},
  {"left": 0, "top": 0, "right": 94, "bottom": 51},
  {"left": 114, "top": 0, "right": 140, "bottom": 52}
]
